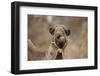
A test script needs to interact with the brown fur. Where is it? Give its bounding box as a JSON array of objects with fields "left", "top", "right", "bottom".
[{"left": 46, "top": 25, "right": 70, "bottom": 59}]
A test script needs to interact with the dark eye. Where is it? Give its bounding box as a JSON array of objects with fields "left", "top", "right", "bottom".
[
  {"left": 49, "top": 27, "right": 55, "bottom": 35},
  {"left": 65, "top": 29, "right": 71, "bottom": 36}
]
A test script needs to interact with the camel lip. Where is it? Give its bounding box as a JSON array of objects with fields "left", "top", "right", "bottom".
[
  {"left": 55, "top": 39, "right": 67, "bottom": 49},
  {"left": 57, "top": 42, "right": 66, "bottom": 48}
]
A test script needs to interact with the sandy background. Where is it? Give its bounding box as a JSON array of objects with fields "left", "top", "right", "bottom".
[{"left": 28, "top": 15, "right": 88, "bottom": 60}]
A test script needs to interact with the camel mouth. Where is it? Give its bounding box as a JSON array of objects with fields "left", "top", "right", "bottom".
[
  {"left": 58, "top": 42, "right": 65, "bottom": 48},
  {"left": 55, "top": 39, "right": 66, "bottom": 49},
  {"left": 57, "top": 41, "right": 66, "bottom": 48}
]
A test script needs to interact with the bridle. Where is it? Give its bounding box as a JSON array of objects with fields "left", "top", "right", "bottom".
[
  {"left": 50, "top": 26, "right": 68, "bottom": 59},
  {"left": 51, "top": 27, "right": 68, "bottom": 53},
  {"left": 51, "top": 36, "right": 67, "bottom": 59}
]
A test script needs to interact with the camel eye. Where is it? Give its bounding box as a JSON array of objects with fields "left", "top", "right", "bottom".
[
  {"left": 65, "top": 29, "right": 71, "bottom": 36},
  {"left": 49, "top": 27, "right": 55, "bottom": 35}
]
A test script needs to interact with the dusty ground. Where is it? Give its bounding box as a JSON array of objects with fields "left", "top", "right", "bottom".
[{"left": 28, "top": 15, "right": 88, "bottom": 60}]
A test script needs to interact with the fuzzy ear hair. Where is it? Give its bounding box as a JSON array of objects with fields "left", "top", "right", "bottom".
[
  {"left": 49, "top": 27, "right": 55, "bottom": 35},
  {"left": 65, "top": 29, "right": 71, "bottom": 36}
]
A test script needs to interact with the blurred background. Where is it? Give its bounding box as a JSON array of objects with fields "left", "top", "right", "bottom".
[{"left": 28, "top": 15, "right": 88, "bottom": 60}]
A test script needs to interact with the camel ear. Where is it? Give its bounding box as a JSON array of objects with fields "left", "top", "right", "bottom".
[
  {"left": 65, "top": 29, "right": 71, "bottom": 36},
  {"left": 49, "top": 27, "right": 55, "bottom": 35}
]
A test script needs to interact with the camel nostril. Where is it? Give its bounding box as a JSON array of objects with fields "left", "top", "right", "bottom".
[{"left": 57, "top": 35, "right": 60, "bottom": 39}]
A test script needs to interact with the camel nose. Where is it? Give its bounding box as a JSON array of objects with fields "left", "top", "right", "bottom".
[
  {"left": 60, "top": 36, "right": 65, "bottom": 41},
  {"left": 57, "top": 35, "right": 60, "bottom": 39}
]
